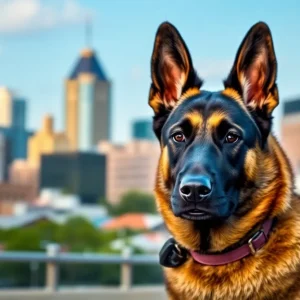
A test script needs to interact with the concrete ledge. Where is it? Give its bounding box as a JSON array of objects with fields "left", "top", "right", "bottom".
[{"left": 0, "top": 287, "right": 167, "bottom": 300}]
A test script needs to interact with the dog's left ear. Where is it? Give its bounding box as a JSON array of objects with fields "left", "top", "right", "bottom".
[
  {"left": 149, "top": 22, "right": 202, "bottom": 116},
  {"left": 224, "top": 22, "right": 278, "bottom": 136}
]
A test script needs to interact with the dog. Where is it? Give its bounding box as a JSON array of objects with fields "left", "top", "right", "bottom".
[{"left": 148, "top": 21, "right": 300, "bottom": 299}]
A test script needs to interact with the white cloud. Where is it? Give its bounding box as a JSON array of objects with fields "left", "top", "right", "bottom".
[{"left": 0, "top": 0, "right": 93, "bottom": 34}]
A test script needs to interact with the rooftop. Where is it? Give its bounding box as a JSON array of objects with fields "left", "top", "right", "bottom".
[
  {"left": 69, "top": 48, "right": 108, "bottom": 81},
  {"left": 102, "top": 213, "right": 163, "bottom": 231}
]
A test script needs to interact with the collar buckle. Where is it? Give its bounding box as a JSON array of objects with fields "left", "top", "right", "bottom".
[
  {"left": 159, "top": 238, "right": 187, "bottom": 268},
  {"left": 248, "top": 229, "right": 265, "bottom": 255}
]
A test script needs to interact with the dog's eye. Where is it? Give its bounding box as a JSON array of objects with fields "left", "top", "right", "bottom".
[
  {"left": 173, "top": 133, "right": 186, "bottom": 143},
  {"left": 225, "top": 132, "right": 240, "bottom": 144}
]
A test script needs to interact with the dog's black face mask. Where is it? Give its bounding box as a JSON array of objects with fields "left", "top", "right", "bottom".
[
  {"left": 149, "top": 21, "right": 278, "bottom": 223},
  {"left": 161, "top": 91, "right": 259, "bottom": 221}
]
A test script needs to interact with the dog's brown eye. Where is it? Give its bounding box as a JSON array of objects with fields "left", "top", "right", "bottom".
[
  {"left": 225, "top": 132, "right": 240, "bottom": 143},
  {"left": 173, "top": 133, "right": 186, "bottom": 143}
]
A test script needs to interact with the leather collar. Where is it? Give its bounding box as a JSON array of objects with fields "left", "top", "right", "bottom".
[
  {"left": 159, "top": 219, "right": 274, "bottom": 267},
  {"left": 190, "top": 219, "right": 273, "bottom": 266}
]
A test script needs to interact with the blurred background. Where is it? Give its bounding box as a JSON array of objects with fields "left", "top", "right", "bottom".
[{"left": 0, "top": 0, "right": 299, "bottom": 298}]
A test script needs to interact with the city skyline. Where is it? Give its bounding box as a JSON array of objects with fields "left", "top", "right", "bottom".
[{"left": 0, "top": 1, "right": 300, "bottom": 142}]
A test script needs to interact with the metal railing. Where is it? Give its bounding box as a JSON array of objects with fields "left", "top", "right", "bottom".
[{"left": 0, "top": 244, "right": 159, "bottom": 292}]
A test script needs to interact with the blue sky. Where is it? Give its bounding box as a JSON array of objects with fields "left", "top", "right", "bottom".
[{"left": 0, "top": 0, "right": 299, "bottom": 142}]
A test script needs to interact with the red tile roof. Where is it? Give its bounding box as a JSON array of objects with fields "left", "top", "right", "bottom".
[{"left": 102, "top": 213, "right": 160, "bottom": 230}]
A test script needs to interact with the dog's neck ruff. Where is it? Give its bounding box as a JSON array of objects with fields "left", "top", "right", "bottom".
[
  {"left": 190, "top": 219, "right": 273, "bottom": 266},
  {"left": 159, "top": 219, "right": 274, "bottom": 268}
]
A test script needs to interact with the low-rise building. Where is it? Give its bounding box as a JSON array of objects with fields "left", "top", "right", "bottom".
[
  {"left": 28, "top": 115, "right": 70, "bottom": 168},
  {"left": 0, "top": 182, "right": 34, "bottom": 215}
]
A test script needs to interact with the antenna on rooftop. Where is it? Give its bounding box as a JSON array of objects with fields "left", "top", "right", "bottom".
[{"left": 85, "top": 15, "right": 92, "bottom": 48}]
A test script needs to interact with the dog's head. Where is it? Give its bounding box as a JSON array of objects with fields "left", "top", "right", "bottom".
[{"left": 149, "top": 22, "right": 290, "bottom": 251}]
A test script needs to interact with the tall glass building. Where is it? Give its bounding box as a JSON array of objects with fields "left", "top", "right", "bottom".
[
  {"left": 0, "top": 88, "right": 31, "bottom": 179},
  {"left": 12, "top": 99, "right": 26, "bottom": 129},
  {"left": 65, "top": 48, "right": 111, "bottom": 151},
  {"left": 132, "top": 119, "right": 156, "bottom": 141}
]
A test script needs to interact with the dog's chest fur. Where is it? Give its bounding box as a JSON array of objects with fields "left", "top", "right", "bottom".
[{"left": 164, "top": 196, "right": 300, "bottom": 300}]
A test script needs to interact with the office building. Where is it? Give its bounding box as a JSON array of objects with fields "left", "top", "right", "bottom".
[
  {"left": 28, "top": 115, "right": 70, "bottom": 167},
  {"left": 0, "top": 87, "right": 12, "bottom": 127},
  {"left": 0, "top": 87, "right": 31, "bottom": 179},
  {"left": 0, "top": 87, "right": 26, "bottom": 129},
  {"left": 132, "top": 119, "right": 156, "bottom": 141},
  {"left": 98, "top": 140, "right": 160, "bottom": 204},
  {"left": 40, "top": 152, "right": 106, "bottom": 204},
  {"left": 12, "top": 99, "right": 26, "bottom": 129},
  {"left": 281, "top": 98, "right": 300, "bottom": 173},
  {"left": 65, "top": 48, "right": 111, "bottom": 151},
  {"left": 9, "top": 160, "right": 39, "bottom": 196},
  {"left": 0, "top": 127, "right": 33, "bottom": 179}
]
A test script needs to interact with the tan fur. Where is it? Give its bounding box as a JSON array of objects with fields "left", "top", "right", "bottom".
[
  {"left": 149, "top": 92, "right": 163, "bottom": 114},
  {"left": 222, "top": 88, "right": 254, "bottom": 117},
  {"left": 178, "top": 87, "right": 201, "bottom": 103},
  {"left": 185, "top": 111, "right": 203, "bottom": 128},
  {"left": 206, "top": 112, "right": 227, "bottom": 128}
]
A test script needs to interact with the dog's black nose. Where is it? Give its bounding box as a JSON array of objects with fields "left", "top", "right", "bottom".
[{"left": 179, "top": 175, "right": 212, "bottom": 202}]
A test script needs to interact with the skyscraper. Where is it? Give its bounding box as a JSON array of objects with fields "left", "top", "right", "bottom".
[
  {"left": 0, "top": 87, "right": 12, "bottom": 127},
  {"left": 65, "top": 48, "right": 111, "bottom": 151},
  {"left": 132, "top": 119, "right": 156, "bottom": 141},
  {"left": 0, "top": 87, "right": 26, "bottom": 129},
  {"left": 12, "top": 99, "right": 26, "bottom": 129},
  {"left": 0, "top": 87, "right": 31, "bottom": 179}
]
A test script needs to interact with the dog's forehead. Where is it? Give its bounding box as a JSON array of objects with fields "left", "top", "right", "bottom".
[{"left": 169, "top": 90, "right": 243, "bottom": 123}]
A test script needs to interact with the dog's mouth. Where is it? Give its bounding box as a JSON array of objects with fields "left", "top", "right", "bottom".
[
  {"left": 180, "top": 209, "right": 215, "bottom": 221},
  {"left": 172, "top": 195, "right": 233, "bottom": 221}
]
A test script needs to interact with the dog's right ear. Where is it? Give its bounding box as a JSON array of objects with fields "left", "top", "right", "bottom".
[{"left": 149, "top": 22, "right": 202, "bottom": 139}]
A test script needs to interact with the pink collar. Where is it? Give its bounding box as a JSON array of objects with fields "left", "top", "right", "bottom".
[{"left": 190, "top": 219, "right": 273, "bottom": 266}]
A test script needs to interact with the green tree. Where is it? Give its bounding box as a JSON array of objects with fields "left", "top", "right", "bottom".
[
  {"left": 56, "top": 216, "right": 100, "bottom": 252},
  {"left": 4, "top": 220, "right": 59, "bottom": 251},
  {"left": 109, "top": 190, "right": 156, "bottom": 216},
  {"left": 0, "top": 220, "right": 59, "bottom": 288},
  {"left": 0, "top": 216, "right": 165, "bottom": 287}
]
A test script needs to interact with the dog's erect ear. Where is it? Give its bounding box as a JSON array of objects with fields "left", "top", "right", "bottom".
[
  {"left": 149, "top": 22, "right": 202, "bottom": 117},
  {"left": 224, "top": 22, "right": 278, "bottom": 118}
]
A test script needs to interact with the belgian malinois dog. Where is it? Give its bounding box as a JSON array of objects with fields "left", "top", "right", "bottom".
[{"left": 149, "top": 21, "right": 300, "bottom": 299}]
